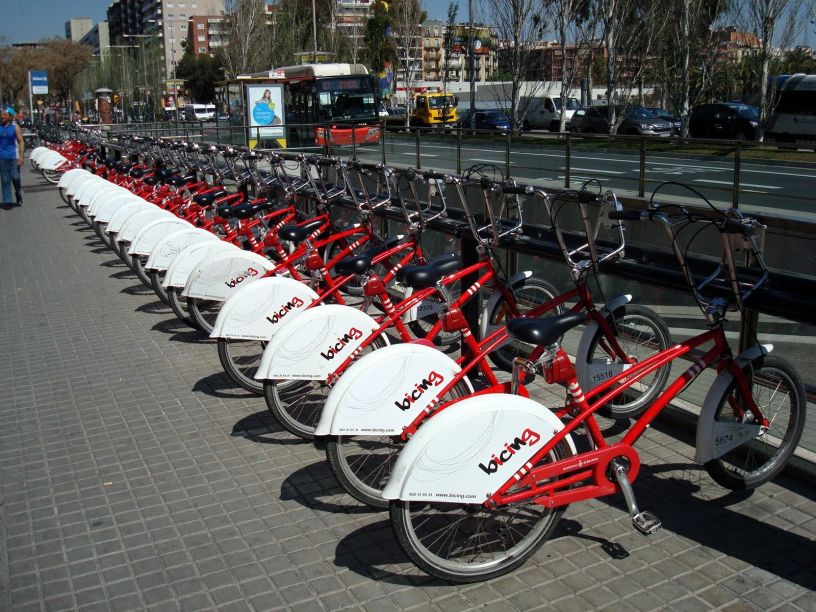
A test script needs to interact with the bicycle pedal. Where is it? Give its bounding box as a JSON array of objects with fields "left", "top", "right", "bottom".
[{"left": 632, "top": 511, "right": 661, "bottom": 535}]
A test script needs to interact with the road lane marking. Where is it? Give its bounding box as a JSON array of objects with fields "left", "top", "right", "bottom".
[
  {"left": 569, "top": 167, "right": 624, "bottom": 174},
  {"left": 693, "top": 179, "right": 781, "bottom": 190}
]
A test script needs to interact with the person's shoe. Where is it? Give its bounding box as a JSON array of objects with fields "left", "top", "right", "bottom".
[{"left": 16, "top": 194, "right": 22, "bottom": 206}]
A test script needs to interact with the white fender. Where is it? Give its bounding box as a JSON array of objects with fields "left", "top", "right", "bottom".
[
  {"left": 86, "top": 185, "right": 128, "bottom": 218},
  {"left": 210, "top": 276, "right": 320, "bottom": 340},
  {"left": 58, "top": 168, "right": 89, "bottom": 190},
  {"left": 77, "top": 177, "right": 115, "bottom": 206},
  {"left": 30, "top": 146, "right": 51, "bottom": 163},
  {"left": 102, "top": 200, "right": 150, "bottom": 235},
  {"left": 65, "top": 173, "right": 101, "bottom": 199},
  {"left": 145, "top": 228, "right": 218, "bottom": 272},
  {"left": 574, "top": 294, "right": 633, "bottom": 392},
  {"left": 163, "top": 240, "right": 239, "bottom": 289},
  {"left": 315, "top": 343, "right": 472, "bottom": 436},
  {"left": 694, "top": 344, "right": 774, "bottom": 464},
  {"left": 182, "top": 250, "right": 275, "bottom": 301},
  {"left": 117, "top": 208, "right": 175, "bottom": 246},
  {"left": 92, "top": 193, "right": 146, "bottom": 225},
  {"left": 255, "top": 305, "right": 384, "bottom": 381},
  {"left": 382, "top": 394, "right": 575, "bottom": 502},
  {"left": 477, "top": 270, "right": 535, "bottom": 343},
  {"left": 72, "top": 178, "right": 107, "bottom": 207},
  {"left": 128, "top": 218, "right": 191, "bottom": 256},
  {"left": 38, "top": 151, "right": 67, "bottom": 170}
]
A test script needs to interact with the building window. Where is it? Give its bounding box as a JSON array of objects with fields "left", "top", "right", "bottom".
[
  {"left": 197, "top": 23, "right": 204, "bottom": 29},
  {"left": 199, "top": 46, "right": 206, "bottom": 53},
  {"left": 166, "top": 1, "right": 173, "bottom": 6},
  {"left": 197, "top": 35, "right": 205, "bottom": 41}
]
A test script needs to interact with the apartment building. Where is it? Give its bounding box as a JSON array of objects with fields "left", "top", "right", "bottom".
[
  {"left": 66, "top": 17, "right": 94, "bottom": 42},
  {"left": 421, "top": 20, "right": 499, "bottom": 83}
]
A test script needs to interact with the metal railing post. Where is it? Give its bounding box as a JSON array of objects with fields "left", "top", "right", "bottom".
[
  {"left": 505, "top": 130, "right": 511, "bottom": 178},
  {"left": 415, "top": 126, "right": 421, "bottom": 169},
  {"left": 351, "top": 122, "right": 357, "bottom": 161},
  {"left": 564, "top": 133, "right": 571, "bottom": 189},
  {"left": 456, "top": 123, "right": 462, "bottom": 174},
  {"left": 732, "top": 141, "right": 741, "bottom": 209},
  {"left": 638, "top": 136, "right": 646, "bottom": 197},
  {"left": 381, "top": 121, "right": 387, "bottom": 164}
]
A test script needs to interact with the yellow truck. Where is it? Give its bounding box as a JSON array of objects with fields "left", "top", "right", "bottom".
[{"left": 411, "top": 93, "right": 459, "bottom": 127}]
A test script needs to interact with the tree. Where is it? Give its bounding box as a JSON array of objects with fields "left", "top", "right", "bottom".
[
  {"left": 220, "top": 0, "right": 272, "bottom": 76},
  {"left": 175, "top": 51, "right": 225, "bottom": 102},
  {"left": 389, "top": 0, "right": 427, "bottom": 126},
  {"left": 483, "top": 0, "right": 546, "bottom": 131},
  {"left": 442, "top": 2, "right": 459, "bottom": 98},
  {"left": 364, "top": 1, "right": 398, "bottom": 74}
]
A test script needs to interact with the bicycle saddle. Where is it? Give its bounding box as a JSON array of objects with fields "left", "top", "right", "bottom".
[
  {"left": 166, "top": 175, "right": 189, "bottom": 188},
  {"left": 231, "top": 204, "right": 257, "bottom": 220},
  {"left": 217, "top": 203, "right": 244, "bottom": 219},
  {"left": 277, "top": 218, "right": 325, "bottom": 243},
  {"left": 192, "top": 190, "right": 228, "bottom": 207},
  {"left": 142, "top": 175, "right": 161, "bottom": 186},
  {"left": 155, "top": 167, "right": 178, "bottom": 181},
  {"left": 397, "top": 253, "right": 462, "bottom": 289},
  {"left": 129, "top": 167, "right": 149, "bottom": 179},
  {"left": 334, "top": 254, "right": 373, "bottom": 276},
  {"left": 506, "top": 312, "right": 586, "bottom": 347}
]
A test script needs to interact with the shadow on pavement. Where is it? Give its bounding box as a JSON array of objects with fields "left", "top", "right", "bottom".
[{"left": 280, "top": 460, "right": 377, "bottom": 515}]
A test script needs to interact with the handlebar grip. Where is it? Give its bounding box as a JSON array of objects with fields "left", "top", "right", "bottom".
[
  {"left": 502, "top": 183, "right": 533, "bottom": 195},
  {"left": 423, "top": 171, "right": 449, "bottom": 181},
  {"left": 608, "top": 209, "right": 643, "bottom": 221},
  {"left": 722, "top": 218, "right": 751, "bottom": 235},
  {"left": 577, "top": 190, "right": 597, "bottom": 203},
  {"left": 402, "top": 168, "right": 417, "bottom": 181}
]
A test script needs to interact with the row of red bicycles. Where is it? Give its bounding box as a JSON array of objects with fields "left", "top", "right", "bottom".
[{"left": 39, "top": 127, "right": 805, "bottom": 582}]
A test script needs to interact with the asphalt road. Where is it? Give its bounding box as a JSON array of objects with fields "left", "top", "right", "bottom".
[{"left": 341, "top": 133, "right": 816, "bottom": 220}]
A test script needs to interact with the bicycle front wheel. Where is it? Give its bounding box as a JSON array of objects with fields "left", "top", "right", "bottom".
[
  {"left": 389, "top": 440, "right": 571, "bottom": 583},
  {"left": 264, "top": 335, "right": 388, "bottom": 440},
  {"left": 584, "top": 304, "right": 672, "bottom": 419},
  {"left": 325, "top": 379, "right": 472, "bottom": 509},
  {"left": 705, "top": 356, "right": 806, "bottom": 490}
]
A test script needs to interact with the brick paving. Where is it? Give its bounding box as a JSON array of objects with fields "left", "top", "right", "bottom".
[{"left": 1, "top": 163, "right": 814, "bottom": 611}]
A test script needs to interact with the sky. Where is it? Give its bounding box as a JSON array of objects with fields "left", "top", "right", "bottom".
[
  {"left": 1, "top": 1, "right": 811, "bottom": 46},
  {"left": 0, "top": 0, "right": 461, "bottom": 45}
]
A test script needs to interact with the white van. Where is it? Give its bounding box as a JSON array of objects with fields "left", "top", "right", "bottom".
[
  {"left": 520, "top": 96, "right": 583, "bottom": 132},
  {"left": 184, "top": 103, "right": 216, "bottom": 122}
]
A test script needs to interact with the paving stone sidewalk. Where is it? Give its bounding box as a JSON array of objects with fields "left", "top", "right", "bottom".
[{"left": 0, "top": 164, "right": 814, "bottom": 611}]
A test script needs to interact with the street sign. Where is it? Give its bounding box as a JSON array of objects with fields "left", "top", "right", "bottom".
[{"left": 29, "top": 71, "right": 48, "bottom": 95}]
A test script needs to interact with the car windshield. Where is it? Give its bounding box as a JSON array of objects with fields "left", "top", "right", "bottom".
[
  {"left": 725, "top": 103, "right": 759, "bottom": 120},
  {"left": 554, "top": 98, "right": 582, "bottom": 111},
  {"left": 485, "top": 112, "right": 508, "bottom": 122},
  {"left": 626, "top": 106, "right": 656, "bottom": 120},
  {"left": 428, "top": 95, "right": 456, "bottom": 109}
]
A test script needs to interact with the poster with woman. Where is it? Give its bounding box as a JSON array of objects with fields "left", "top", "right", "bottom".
[{"left": 246, "top": 84, "right": 284, "bottom": 138}]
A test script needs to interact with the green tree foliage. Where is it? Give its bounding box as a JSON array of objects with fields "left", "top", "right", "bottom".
[
  {"left": 364, "top": 1, "right": 397, "bottom": 73},
  {"left": 176, "top": 51, "right": 224, "bottom": 102}
]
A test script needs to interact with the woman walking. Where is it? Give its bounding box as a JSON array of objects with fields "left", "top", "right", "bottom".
[{"left": 0, "top": 106, "right": 24, "bottom": 208}]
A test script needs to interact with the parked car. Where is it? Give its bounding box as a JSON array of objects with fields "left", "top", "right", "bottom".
[
  {"left": 647, "top": 107, "right": 682, "bottom": 135},
  {"left": 580, "top": 105, "right": 674, "bottom": 136},
  {"left": 384, "top": 106, "right": 408, "bottom": 126},
  {"left": 569, "top": 108, "right": 587, "bottom": 133},
  {"left": 459, "top": 109, "right": 512, "bottom": 133},
  {"left": 688, "top": 102, "right": 759, "bottom": 140},
  {"left": 519, "top": 96, "right": 583, "bottom": 131}
]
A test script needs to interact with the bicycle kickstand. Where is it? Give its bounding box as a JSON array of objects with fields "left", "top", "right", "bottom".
[{"left": 609, "top": 458, "right": 662, "bottom": 535}]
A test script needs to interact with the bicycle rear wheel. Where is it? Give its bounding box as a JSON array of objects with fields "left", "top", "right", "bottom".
[
  {"left": 187, "top": 296, "right": 221, "bottom": 334},
  {"left": 149, "top": 269, "right": 171, "bottom": 305},
  {"left": 217, "top": 338, "right": 266, "bottom": 395},
  {"left": 264, "top": 335, "right": 388, "bottom": 440},
  {"left": 325, "top": 379, "right": 472, "bottom": 508},
  {"left": 705, "top": 356, "right": 805, "bottom": 490},
  {"left": 389, "top": 440, "right": 571, "bottom": 583}
]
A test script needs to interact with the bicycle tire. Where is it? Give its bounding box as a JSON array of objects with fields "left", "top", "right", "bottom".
[
  {"left": 149, "top": 269, "right": 171, "bottom": 305},
  {"left": 130, "top": 253, "right": 152, "bottom": 287},
  {"left": 483, "top": 277, "right": 564, "bottom": 372},
  {"left": 94, "top": 220, "right": 114, "bottom": 248},
  {"left": 186, "top": 296, "right": 222, "bottom": 334},
  {"left": 325, "top": 379, "right": 472, "bottom": 509},
  {"left": 582, "top": 304, "right": 672, "bottom": 419},
  {"left": 705, "top": 355, "right": 806, "bottom": 490},
  {"left": 41, "top": 169, "right": 61, "bottom": 185},
  {"left": 217, "top": 337, "right": 267, "bottom": 395},
  {"left": 389, "top": 439, "right": 571, "bottom": 583},
  {"left": 264, "top": 335, "right": 388, "bottom": 440},
  {"left": 167, "top": 287, "right": 198, "bottom": 328}
]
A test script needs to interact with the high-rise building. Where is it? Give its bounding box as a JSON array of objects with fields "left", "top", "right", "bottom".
[
  {"left": 66, "top": 17, "right": 94, "bottom": 42},
  {"left": 79, "top": 22, "right": 111, "bottom": 56},
  {"left": 106, "top": 0, "right": 225, "bottom": 79}
]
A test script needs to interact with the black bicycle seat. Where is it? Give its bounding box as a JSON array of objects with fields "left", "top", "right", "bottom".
[
  {"left": 192, "top": 190, "right": 228, "bottom": 207},
  {"left": 232, "top": 204, "right": 257, "bottom": 220},
  {"left": 506, "top": 312, "right": 586, "bottom": 347},
  {"left": 397, "top": 253, "right": 462, "bottom": 289},
  {"left": 277, "top": 219, "right": 325, "bottom": 243},
  {"left": 334, "top": 254, "right": 373, "bottom": 276},
  {"left": 129, "top": 167, "right": 148, "bottom": 179}
]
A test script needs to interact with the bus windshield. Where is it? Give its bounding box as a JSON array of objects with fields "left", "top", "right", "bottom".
[{"left": 315, "top": 77, "right": 377, "bottom": 121}]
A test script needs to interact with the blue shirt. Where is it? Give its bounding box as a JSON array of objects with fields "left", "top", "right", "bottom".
[{"left": 0, "top": 123, "right": 17, "bottom": 159}]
